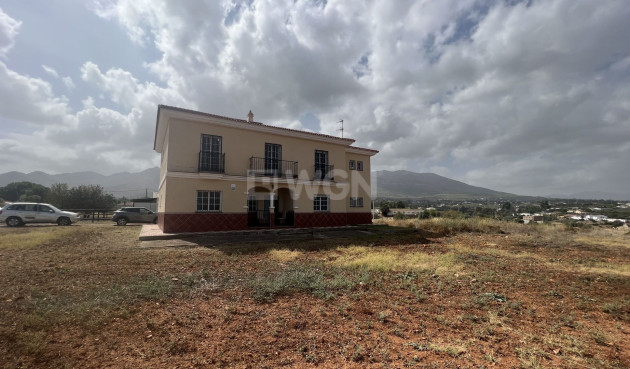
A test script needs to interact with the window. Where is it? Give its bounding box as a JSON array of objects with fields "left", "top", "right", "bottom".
[
  {"left": 349, "top": 160, "right": 355, "bottom": 170},
  {"left": 23, "top": 204, "right": 37, "bottom": 212},
  {"left": 265, "top": 143, "right": 282, "bottom": 173},
  {"left": 201, "top": 134, "right": 222, "bottom": 153},
  {"left": 38, "top": 205, "right": 53, "bottom": 212},
  {"left": 197, "top": 191, "right": 221, "bottom": 212},
  {"left": 350, "top": 197, "right": 364, "bottom": 207},
  {"left": 200, "top": 134, "right": 223, "bottom": 172},
  {"left": 315, "top": 150, "right": 329, "bottom": 180},
  {"left": 357, "top": 161, "right": 363, "bottom": 171},
  {"left": 314, "top": 195, "right": 329, "bottom": 212}
]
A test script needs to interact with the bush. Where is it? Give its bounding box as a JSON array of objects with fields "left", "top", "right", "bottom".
[{"left": 393, "top": 212, "right": 406, "bottom": 220}]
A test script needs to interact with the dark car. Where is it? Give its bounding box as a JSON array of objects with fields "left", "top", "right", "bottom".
[{"left": 112, "top": 207, "right": 157, "bottom": 226}]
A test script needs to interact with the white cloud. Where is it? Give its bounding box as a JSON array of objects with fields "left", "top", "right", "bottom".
[
  {"left": 0, "top": 0, "right": 629, "bottom": 198},
  {"left": 42, "top": 64, "right": 59, "bottom": 78},
  {"left": 0, "top": 61, "right": 71, "bottom": 125},
  {"left": 62, "top": 76, "right": 75, "bottom": 90},
  {"left": 0, "top": 7, "right": 21, "bottom": 57}
]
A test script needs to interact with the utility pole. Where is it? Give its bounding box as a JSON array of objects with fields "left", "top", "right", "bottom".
[{"left": 338, "top": 119, "right": 344, "bottom": 138}]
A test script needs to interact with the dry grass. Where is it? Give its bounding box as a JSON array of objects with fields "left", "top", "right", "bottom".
[
  {"left": 0, "top": 226, "right": 75, "bottom": 250},
  {"left": 330, "top": 245, "right": 460, "bottom": 276},
  {"left": 268, "top": 248, "right": 303, "bottom": 262},
  {"left": 376, "top": 216, "right": 507, "bottom": 235},
  {"left": 1, "top": 221, "right": 629, "bottom": 368}
]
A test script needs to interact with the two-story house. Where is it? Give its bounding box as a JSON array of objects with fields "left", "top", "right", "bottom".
[{"left": 153, "top": 105, "right": 378, "bottom": 233}]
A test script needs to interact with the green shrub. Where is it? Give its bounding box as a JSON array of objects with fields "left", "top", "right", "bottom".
[{"left": 393, "top": 212, "right": 406, "bottom": 220}]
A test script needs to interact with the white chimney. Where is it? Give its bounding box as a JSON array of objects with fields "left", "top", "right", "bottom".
[{"left": 247, "top": 110, "right": 254, "bottom": 123}]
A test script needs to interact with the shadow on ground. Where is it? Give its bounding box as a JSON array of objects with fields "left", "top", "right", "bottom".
[{"left": 140, "top": 225, "right": 440, "bottom": 254}]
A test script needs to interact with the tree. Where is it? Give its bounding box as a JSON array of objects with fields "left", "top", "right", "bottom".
[
  {"left": 395, "top": 200, "right": 406, "bottom": 209},
  {"left": 46, "top": 183, "right": 69, "bottom": 208},
  {"left": 65, "top": 185, "right": 117, "bottom": 209},
  {"left": 380, "top": 204, "right": 390, "bottom": 217},
  {"left": 0, "top": 182, "right": 48, "bottom": 202},
  {"left": 540, "top": 200, "right": 550, "bottom": 210},
  {"left": 393, "top": 212, "right": 406, "bottom": 220},
  {"left": 501, "top": 202, "right": 512, "bottom": 211}
]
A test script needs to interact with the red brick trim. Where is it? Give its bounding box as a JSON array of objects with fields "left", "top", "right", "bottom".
[
  {"left": 160, "top": 213, "right": 248, "bottom": 233},
  {"left": 158, "top": 212, "right": 373, "bottom": 233}
]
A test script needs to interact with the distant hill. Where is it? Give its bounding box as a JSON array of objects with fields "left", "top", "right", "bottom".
[
  {"left": 375, "top": 170, "right": 521, "bottom": 199},
  {"left": 0, "top": 168, "right": 160, "bottom": 199},
  {"left": 549, "top": 191, "right": 629, "bottom": 201}
]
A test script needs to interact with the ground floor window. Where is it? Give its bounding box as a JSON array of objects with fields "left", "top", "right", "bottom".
[
  {"left": 197, "top": 191, "right": 221, "bottom": 212},
  {"left": 350, "top": 197, "right": 364, "bottom": 207},
  {"left": 314, "top": 195, "right": 329, "bottom": 212}
]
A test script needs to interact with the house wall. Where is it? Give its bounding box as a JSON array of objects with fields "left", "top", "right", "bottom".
[
  {"left": 156, "top": 111, "right": 375, "bottom": 233},
  {"left": 161, "top": 176, "right": 351, "bottom": 214},
  {"left": 166, "top": 118, "right": 347, "bottom": 181},
  {"left": 344, "top": 152, "right": 372, "bottom": 213}
]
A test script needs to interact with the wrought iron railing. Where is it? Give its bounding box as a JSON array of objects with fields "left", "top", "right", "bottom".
[
  {"left": 314, "top": 164, "right": 334, "bottom": 181},
  {"left": 248, "top": 210, "right": 270, "bottom": 227},
  {"left": 249, "top": 157, "right": 298, "bottom": 178},
  {"left": 198, "top": 152, "right": 225, "bottom": 173}
]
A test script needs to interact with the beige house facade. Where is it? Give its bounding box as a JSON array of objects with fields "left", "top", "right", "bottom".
[{"left": 154, "top": 105, "right": 378, "bottom": 233}]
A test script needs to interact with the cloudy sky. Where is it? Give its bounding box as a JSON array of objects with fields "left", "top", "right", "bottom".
[{"left": 0, "top": 0, "right": 629, "bottom": 198}]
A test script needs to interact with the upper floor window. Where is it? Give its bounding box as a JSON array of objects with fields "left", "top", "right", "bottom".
[
  {"left": 314, "top": 195, "right": 329, "bottom": 212},
  {"left": 349, "top": 160, "right": 355, "bottom": 170},
  {"left": 265, "top": 143, "right": 282, "bottom": 172},
  {"left": 315, "top": 150, "right": 329, "bottom": 180},
  {"left": 197, "top": 190, "right": 221, "bottom": 212},
  {"left": 200, "top": 135, "right": 224, "bottom": 172},
  {"left": 201, "top": 134, "right": 222, "bottom": 153},
  {"left": 357, "top": 161, "right": 364, "bottom": 171}
]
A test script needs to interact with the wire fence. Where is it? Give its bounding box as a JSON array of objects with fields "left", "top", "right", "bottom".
[{"left": 65, "top": 209, "right": 116, "bottom": 222}]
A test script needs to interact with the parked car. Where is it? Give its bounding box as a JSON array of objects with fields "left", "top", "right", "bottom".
[
  {"left": 0, "top": 203, "right": 81, "bottom": 227},
  {"left": 112, "top": 207, "right": 157, "bottom": 226}
]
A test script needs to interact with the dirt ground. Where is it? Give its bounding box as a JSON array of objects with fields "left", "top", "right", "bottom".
[{"left": 0, "top": 221, "right": 628, "bottom": 368}]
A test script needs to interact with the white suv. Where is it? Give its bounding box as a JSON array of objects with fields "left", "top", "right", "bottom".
[{"left": 0, "top": 203, "right": 81, "bottom": 227}]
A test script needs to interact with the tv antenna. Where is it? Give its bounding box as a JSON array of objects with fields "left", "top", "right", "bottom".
[{"left": 338, "top": 119, "right": 344, "bottom": 138}]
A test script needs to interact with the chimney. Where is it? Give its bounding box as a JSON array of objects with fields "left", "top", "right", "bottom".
[{"left": 247, "top": 110, "right": 254, "bottom": 123}]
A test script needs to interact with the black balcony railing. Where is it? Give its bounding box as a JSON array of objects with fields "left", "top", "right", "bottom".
[
  {"left": 199, "top": 151, "right": 225, "bottom": 173},
  {"left": 314, "top": 164, "right": 334, "bottom": 181},
  {"left": 249, "top": 157, "right": 298, "bottom": 178}
]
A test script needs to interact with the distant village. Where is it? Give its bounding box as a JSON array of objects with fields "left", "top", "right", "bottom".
[{"left": 374, "top": 198, "right": 630, "bottom": 228}]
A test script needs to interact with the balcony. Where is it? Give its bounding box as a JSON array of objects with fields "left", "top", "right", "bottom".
[
  {"left": 249, "top": 157, "right": 298, "bottom": 178},
  {"left": 198, "top": 151, "right": 225, "bottom": 173},
  {"left": 314, "top": 164, "right": 334, "bottom": 181}
]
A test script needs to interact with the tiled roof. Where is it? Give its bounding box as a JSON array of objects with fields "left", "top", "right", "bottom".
[
  {"left": 157, "top": 105, "right": 356, "bottom": 144},
  {"left": 348, "top": 145, "right": 379, "bottom": 153}
]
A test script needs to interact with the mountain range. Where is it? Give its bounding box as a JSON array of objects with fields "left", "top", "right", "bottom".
[
  {"left": 0, "top": 168, "right": 160, "bottom": 199},
  {"left": 0, "top": 168, "right": 626, "bottom": 201},
  {"left": 374, "top": 170, "right": 521, "bottom": 199}
]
